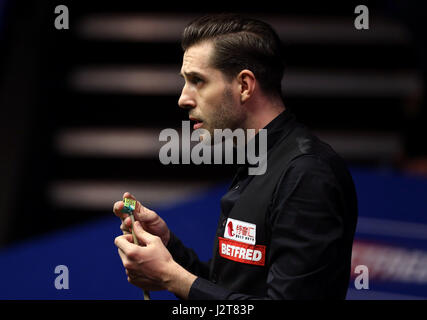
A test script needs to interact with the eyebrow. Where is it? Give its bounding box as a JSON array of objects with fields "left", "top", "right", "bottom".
[{"left": 179, "top": 71, "right": 205, "bottom": 79}]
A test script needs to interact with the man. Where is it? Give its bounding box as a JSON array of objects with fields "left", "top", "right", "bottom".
[{"left": 114, "top": 14, "right": 358, "bottom": 299}]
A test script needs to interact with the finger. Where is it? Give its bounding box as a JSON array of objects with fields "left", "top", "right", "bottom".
[
  {"left": 122, "top": 192, "right": 151, "bottom": 217},
  {"left": 117, "top": 248, "right": 132, "bottom": 272},
  {"left": 122, "top": 233, "right": 134, "bottom": 243},
  {"left": 114, "top": 234, "right": 136, "bottom": 255},
  {"left": 118, "top": 247, "right": 127, "bottom": 263},
  {"left": 120, "top": 192, "right": 158, "bottom": 225},
  {"left": 120, "top": 221, "right": 131, "bottom": 235},
  {"left": 123, "top": 216, "right": 132, "bottom": 229},
  {"left": 113, "top": 200, "right": 129, "bottom": 220},
  {"left": 123, "top": 192, "right": 136, "bottom": 200},
  {"left": 114, "top": 191, "right": 137, "bottom": 218},
  {"left": 133, "top": 203, "right": 158, "bottom": 223},
  {"left": 133, "top": 221, "right": 159, "bottom": 245},
  {"left": 122, "top": 217, "right": 138, "bottom": 236}
]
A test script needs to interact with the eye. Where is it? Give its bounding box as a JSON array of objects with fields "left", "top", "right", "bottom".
[{"left": 191, "top": 76, "right": 203, "bottom": 85}]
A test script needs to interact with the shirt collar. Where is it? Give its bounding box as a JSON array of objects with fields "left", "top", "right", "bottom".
[
  {"left": 233, "top": 108, "right": 294, "bottom": 173},
  {"left": 263, "top": 108, "right": 294, "bottom": 151}
]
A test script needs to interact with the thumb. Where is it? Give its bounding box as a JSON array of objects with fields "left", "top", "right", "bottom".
[
  {"left": 134, "top": 203, "right": 158, "bottom": 223},
  {"left": 133, "top": 221, "right": 157, "bottom": 245}
]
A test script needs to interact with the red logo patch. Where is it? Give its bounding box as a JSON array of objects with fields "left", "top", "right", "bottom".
[
  {"left": 227, "top": 221, "right": 234, "bottom": 237},
  {"left": 218, "top": 237, "right": 266, "bottom": 266}
]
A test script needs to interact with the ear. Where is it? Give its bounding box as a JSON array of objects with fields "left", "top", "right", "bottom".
[{"left": 237, "top": 69, "right": 256, "bottom": 103}]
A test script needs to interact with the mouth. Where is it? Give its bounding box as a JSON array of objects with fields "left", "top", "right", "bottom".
[{"left": 189, "top": 116, "right": 204, "bottom": 130}]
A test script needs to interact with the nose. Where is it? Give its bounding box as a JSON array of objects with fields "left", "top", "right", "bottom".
[{"left": 178, "top": 84, "right": 196, "bottom": 110}]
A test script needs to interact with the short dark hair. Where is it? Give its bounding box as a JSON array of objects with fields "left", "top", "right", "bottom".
[{"left": 181, "top": 14, "right": 284, "bottom": 97}]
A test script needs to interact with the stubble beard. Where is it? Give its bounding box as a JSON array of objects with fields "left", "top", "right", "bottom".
[{"left": 200, "top": 87, "right": 246, "bottom": 145}]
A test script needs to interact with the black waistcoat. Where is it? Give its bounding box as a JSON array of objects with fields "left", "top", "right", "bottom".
[{"left": 209, "top": 115, "right": 312, "bottom": 296}]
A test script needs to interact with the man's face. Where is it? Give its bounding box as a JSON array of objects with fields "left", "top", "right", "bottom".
[{"left": 178, "top": 41, "right": 246, "bottom": 142}]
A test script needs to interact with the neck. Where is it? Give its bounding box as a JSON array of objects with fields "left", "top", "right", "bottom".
[{"left": 242, "top": 94, "right": 286, "bottom": 133}]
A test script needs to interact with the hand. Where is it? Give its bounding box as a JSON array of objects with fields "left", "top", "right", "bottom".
[
  {"left": 114, "top": 221, "right": 196, "bottom": 297},
  {"left": 113, "top": 192, "right": 170, "bottom": 246}
]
